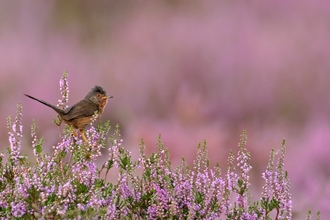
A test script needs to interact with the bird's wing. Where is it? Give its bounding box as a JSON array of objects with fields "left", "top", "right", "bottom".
[{"left": 62, "top": 100, "right": 98, "bottom": 121}]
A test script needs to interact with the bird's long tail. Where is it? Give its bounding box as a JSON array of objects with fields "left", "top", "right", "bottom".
[{"left": 24, "top": 94, "right": 64, "bottom": 115}]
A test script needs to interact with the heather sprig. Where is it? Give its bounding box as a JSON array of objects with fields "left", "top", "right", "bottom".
[
  {"left": 53, "top": 71, "right": 69, "bottom": 127},
  {"left": 58, "top": 71, "right": 69, "bottom": 110},
  {"left": 31, "top": 120, "right": 44, "bottom": 159},
  {"left": 7, "top": 103, "right": 24, "bottom": 167},
  {"left": 261, "top": 140, "right": 292, "bottom": 220}
]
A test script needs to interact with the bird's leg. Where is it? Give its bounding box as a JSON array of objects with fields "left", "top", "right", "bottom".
[
  {"left": 79, "top": 129, "right": 89, "bottom": 144},
  {"left": 71, "top": 128, "right": 78, "bottom": 137},
  {"left": 68, "top": 127, "right": 78, "bottom": 145}
]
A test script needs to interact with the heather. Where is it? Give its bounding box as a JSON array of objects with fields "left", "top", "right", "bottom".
[
  {"left": 0, "top": 106, "right": 288, "bottom": 219},
  {"left": 0, "top": 75, "right": 320, "bottom": 219}
]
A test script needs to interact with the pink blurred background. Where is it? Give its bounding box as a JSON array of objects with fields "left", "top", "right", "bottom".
[{"left": 1, "top": 1, "right": 329, "bottom": 217}]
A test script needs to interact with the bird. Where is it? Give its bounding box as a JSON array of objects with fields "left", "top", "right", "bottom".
[{"left": 24, "top": 85, "right": 113, "bottom": 143}]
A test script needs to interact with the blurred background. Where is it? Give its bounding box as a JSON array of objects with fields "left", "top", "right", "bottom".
[{"left": 0, "top": 0, "right": 329, "bottom": 217}]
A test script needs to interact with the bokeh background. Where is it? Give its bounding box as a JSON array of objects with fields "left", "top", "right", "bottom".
[{"left": 1, "top": 0, "right": 329, "bottom": 217}]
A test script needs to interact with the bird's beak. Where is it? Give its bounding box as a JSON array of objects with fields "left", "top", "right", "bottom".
[{"left": 107, "top": 95, "right": 114, "bottom": 99}]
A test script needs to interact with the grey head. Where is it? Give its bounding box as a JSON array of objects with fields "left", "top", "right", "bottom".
[{"left": 85, "top": 85, "right": 113, "bottom": 104}]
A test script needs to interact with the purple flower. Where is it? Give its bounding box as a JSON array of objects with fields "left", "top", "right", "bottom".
[
  {"left": 11, "top": 201, "right": 26, "bottom": 217},
  {"left": 261, "top": 143, "right": 292, "bottom": 219},
  {"left": 58, "top": 71, "right": 69, "bottom": 109},
  {"left": 7, "top": 104, "right": 24, "bottom": 166}
]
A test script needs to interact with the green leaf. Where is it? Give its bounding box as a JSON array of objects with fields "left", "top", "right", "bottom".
[{"left": 35, "top": 144, "right": 43, "bottom": 154}]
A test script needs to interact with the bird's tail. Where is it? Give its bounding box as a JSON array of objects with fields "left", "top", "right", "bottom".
[{"left": 24, "top": 94, "right": 64, "bottom": 115}]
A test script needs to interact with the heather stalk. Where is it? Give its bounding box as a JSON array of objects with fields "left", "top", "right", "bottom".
[
  {"left": 261, "top": 140, "right": 292, "bottom": 220},
  {"left": 58, "top": 71, "right": 69, "bottom": 110},
  {"left": 235, "top": 130, "right": 253, "bottom": 217}
]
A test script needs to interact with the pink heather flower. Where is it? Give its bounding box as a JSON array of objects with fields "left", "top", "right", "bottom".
[
  {"left": 106, "top": 203, "right": 117, "bottom": 219},
  {"left": 87, "top": 193, "right": 106, "bottom": 209},
  {"left": 71, "top": 161, "right": 97, "bottom": 187},
  {"left": 237, "top": 131, "right": 252, "bottom": 192},
  {"left": 7, "top": 104, "right": 24, "bottom": 166},
  {"left": 56, "top": 181, "right": 75, "bottom": 205},
  {"left": 153, "top": 183, "right": 170, "bottom": 211},
  {"left": 241, "top": 212, "right": 258, "bottom": 220},
  {"left": 119, "top": 175, "right": 131, "bottom": 199},
  {"left": 261, "top": 143, "right": 292, "bottom": 219},
  {"left": 11, "top": 201, "right": 26, "bottom": 217},
  {"left": 237, "top": 194, "right": 246, "bottom": 208},
  {"left": 56, "top": 204, "right": 68, "bottom": 216},
  {"left": 147, "top": 205, "right": 158, "bottom": 219},
  {"left": 58, "top": 71, "right": 69, "bottom": 109}
]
